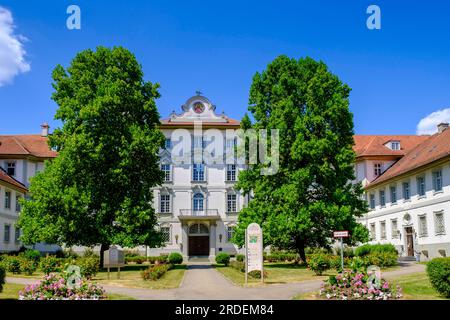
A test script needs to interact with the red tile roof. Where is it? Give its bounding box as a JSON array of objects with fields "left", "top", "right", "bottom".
[
  {"left": 367, "top": 129, "right": 450, "bottom": 187},
  {"left": 0, "top": 135, "right": 57, "bottom": 159},
  {"left": 353, "top": 135, "right": 429, "bottom": 158},
  {"left": 0, "top": 167, "right": 27, "bottom": 192}
]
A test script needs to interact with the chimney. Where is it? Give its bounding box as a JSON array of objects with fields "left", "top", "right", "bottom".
[
  {"left": 437, "top": 122, "right": 449, "bottom": 134},
  {"left": 40, "top": 122, "right": 49, "bottom": 137}
]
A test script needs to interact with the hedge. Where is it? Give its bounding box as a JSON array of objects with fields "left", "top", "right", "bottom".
[
  {"left": 354, "top": 244, "right": 398, "bottom": 257},
  {"left": 141, "top": 264, "right": 173, "bottom": 281},
  {"left": 215, "top": 253, "right": 230, "bottom": 266},
  {"left": 426, "top": 257, "right": 450, "bottom": 298}
]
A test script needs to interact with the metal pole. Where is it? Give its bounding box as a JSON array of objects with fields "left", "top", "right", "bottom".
[
  {"left": 245, "top": 229, "right": 248, "bottom": 286},
  {"left": 340, "top": 237, "right": 344, "bottom": 272},
  {"left": 261, "top": 231, "right": 264, "bottom": 284}
]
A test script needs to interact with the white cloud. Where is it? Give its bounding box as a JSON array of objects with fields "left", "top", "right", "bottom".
[
  {"left": 416, "top": 108, "right": 450, "bottom": 135},
  {"left": 0, "top": 7, "right": 30, "bottom": 87}
]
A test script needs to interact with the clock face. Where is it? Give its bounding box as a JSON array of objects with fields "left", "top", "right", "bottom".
[{"left": 193, "top": 102, "right": 204, "bottom": 114}]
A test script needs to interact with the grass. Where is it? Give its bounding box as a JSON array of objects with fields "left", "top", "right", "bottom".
[
  {"left": 292, "top": 272, "right": 449, "bottom": 300},
  {"left": 0, "top": 282, "right": 135, "bottom": 300},
  {"left": 215, "top": 263, "right": 334, "bottom": 287},
  {"left": 93, "top": 264, "right": 187, "bottom": 289},
  {"left": 215, "top": 262, "right": 399, "bottom": 287},
  {"left": 6, "top": 264, "right": 187, "bottom": 290}
]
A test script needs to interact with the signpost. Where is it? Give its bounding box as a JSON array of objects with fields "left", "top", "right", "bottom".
[
  {"left": 333, "top": 230, "right": 349, "bottom": 272},
  {"left": 103, "top": 245, "right": 125, "bottom": 279},
  {"left": 245, "top": 223, "right": 263, "bottom": 285}
]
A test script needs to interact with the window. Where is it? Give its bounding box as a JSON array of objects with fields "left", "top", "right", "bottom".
[
  {"left": 370, "top": 223, "right": 376, "bottom": 241},
  {"left": 374, "top": 163, "right": 382, "bottom": 176},
  {"left": 226, "top": 164, "right": 236, "bottom": 181},
  {"left": 403, "top": 182, "right": 410, "bottom": 200},
  {"left": 391, "top": 219, "right": 399, "bottom": 239},
  {"left": 227, "top": 226, "right": 234, "bottom": 242},
  {"left": 14, "top": 227, "right": 20, "bottom": 243},
  {"left": 164, "top": 138, "right": 172, "bottom": 149},
  {"left": 433, "top": 170, "right": 443, "bottom": 192},
  {"left": 4, "top": 191, "right": 11, "bottom": 209},
  {"left": 417, "top": 176, "right": 426, "bottom": 197},
  {"left": 6, "top": 162, "right": 15, "bottom": 176},
  {"left": 15, "top": 195, "right": 21, "bottom": 212},
  {"left": 434, "top": 211, "right": 446, "bottom": 235},
  {"left": 160, "top": 194, "right": 171, "bottom": 213},
  {"left": 390, "top": 186, "right": 397, "bottom": 204},
  {"left": 390, "top": 141, "right": 400, "bottom": 150},
  {"left": 379, "top": 190, "right": 386, "bottom": 207},
  {"left": 189, "top": 223, "right": 208, "bottom": 234},
  {"left": 227, "top": 194, "right": 237, "bottom": 212},
  {"left": 3, "top": 224, "right": 10, "bottom": 243},
  {"left": 369, "top": 194, "right": 375, "bottom": 209},
  {"left": 380, "top": 221, "right": 386, "bottom": 239},
  {"left": 161, "top": 226, "right": 171, "bottom": 243},
  {"left": 419, "top": 215, "right": 428, "bottom": 237},
  {"left": 193, "top": 136, "right": 205, "bottom": 149},
  {"left": 161, "top": 164, "right": 171, "bottom": 182},
  {"left": 193, "top": 163, "right": 205, "bottom": 181},
  {"left": 193, "top": 193, "right": 204, "bottom": 211}
]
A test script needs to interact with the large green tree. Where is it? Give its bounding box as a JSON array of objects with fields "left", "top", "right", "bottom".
[
  {"left": 233, "top": 55, "right": 369, "bottom": 262},
  {"left": 19, "top": 47, "right": 165, "bottom": 262}
]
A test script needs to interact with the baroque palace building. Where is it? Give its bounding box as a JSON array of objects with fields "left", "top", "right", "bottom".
[{"left": 1, "top": 94, "right": 449, "bottom": 261}]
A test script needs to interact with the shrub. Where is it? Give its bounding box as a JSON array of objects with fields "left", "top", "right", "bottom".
[
  {"left": 63, "top": 248, "right": 79, "bottom": 259},
  {"left": 147, "top": 255, "right": 168, "bottom": 264},
  {"left": 248, "top": 270, "right": 268, "bottom": 279},
  {"left": 354, "top": 244, "right": 397, "bottom": 257},
  {"left": 0, "top": 264, "right": 5, "bottom": 293},
  {"left": 230, "top": 260, "right": 245, "bottom": 272},
  {"left": 141, "top": 264, "right": 173, "bottom": 281},
  {"left": 76, "top": 256, "right": 100, "bottom": 279},
  {"left": 168, "top": 252, "right": 183, "bottom": 265},
  {"left": 20, "top": 259, "right": 37, "bottom": 275},
  {"left": 24, "top": 249, "right": 41, "bottom": 263},
  {"left": 19, "top": 273, "right": 106, "bottom": 300},
  {"left": 236, "top": 254, "right": 245, "bottom": 262},
  {"left": 307, "top": 253, "right": 330, "bottom": 275},
  {"left": 215, "top": 253, "right": 230, "bottom": 266},
  {"left": 6, "top": 257, "right": 22, "bottom": 274},
  {"left": 367, "top": 252, "right": 398, "bottom": 268},
  {"left": 39, "top": 256, "right": 61, "bottom": 274},
  {"left": 320, "top": 269, "right": 402, "bottom": 300},
  {"left": 329, "top": 255, "right": 343, "bottom": 271},
  {"left": 426, "top": 257, "right": 450, "bottom": 298},
  {"left": 264, "top": 252, "right": 298, "bottom": 263},
  {"left": 126, "top": 256, "right": 146, "bottom": 264},
  {"left": 82, "top": 248, "right": 97, "bottom": 258}
]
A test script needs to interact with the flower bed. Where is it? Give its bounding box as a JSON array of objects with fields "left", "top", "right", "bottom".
[
  {"left": 319, "top": 269, "right": 402, "bottom": 300},
  {"left": 19, "top": 273, "right": 106, "bottom": 300}
]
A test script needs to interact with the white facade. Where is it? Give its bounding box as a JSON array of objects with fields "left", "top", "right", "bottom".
[
  {"left": 149, "top": 95, "right": 244, "bottom": 261},
  {"left": 0, "top": 180, "right": 25, "bottom": 252}
]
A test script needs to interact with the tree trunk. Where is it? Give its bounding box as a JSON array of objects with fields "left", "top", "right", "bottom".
[
  {"left": 296, "top": 238, "right": 307, "bottom": 263},
  {"left": 99, "top": 244, "right": 110, "bottom": 269}
]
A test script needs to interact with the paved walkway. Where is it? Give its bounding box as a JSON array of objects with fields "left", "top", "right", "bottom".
[{"left": 6, "top": 262, "right": 425, "bottom": 300}]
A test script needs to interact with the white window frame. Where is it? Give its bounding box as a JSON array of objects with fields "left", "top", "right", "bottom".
[
  {"left": 390, "top": 186, "right": 397, "bottom": 204},
  {"left": 159, "top": 193, "right": 171, "bottom": 213},
  {"left": 370, "top": 223, "right": 376, "bottom": 241},
  {"left": 3, "top": 224, "right": 10, "bottom": 243},
  {"left": 193, "top": 163, "right": 205, "bottom": 181},
  {"left": 374, "top": 163, "right": 382, "bottom": 176},
  {"left": 4, "top": 190, "right": 11, "bottom": 210},
  {"left": 380, "top": 220, "right": 386, "bottom": 240},
  {"left": 160, "top": 224, "right": 171, "bottom": 243},
  {"left": 161, "top": 164, "right": 171, "bottom": 182},
  {"left": 417, "top": 176, "right": 426, "bottom": 197},
  {"left": 6, "top": 161, "right": 16, "bottom": 176},
  {"left": 433, "top": 169, "right": 443, "bottom": 192},
  {"left": 391, "top": 219, "right": 399, "bottom": 239},
  {"left": 379, "top": 189, "right": 386, "bottom": 207},
  {"left": 402, "top": 181, "right": 410, "bottom": 201},
  {"left": 418, "top": 214, "right": 428, "bottom": 237},
  {"left": 369, "top": 194, "right": 375, "bottom": 209},
  {"left": 226, "top": 164, "right": 236, "bottom": 182}
]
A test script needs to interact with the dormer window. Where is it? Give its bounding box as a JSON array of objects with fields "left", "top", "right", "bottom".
[{"left": 389, "top": 141, "right": 400, "bottom": 150}]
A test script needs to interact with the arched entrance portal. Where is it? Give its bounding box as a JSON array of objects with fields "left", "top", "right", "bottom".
[{"left": 188, "top": 223, "right": 209, "bottom": 256}]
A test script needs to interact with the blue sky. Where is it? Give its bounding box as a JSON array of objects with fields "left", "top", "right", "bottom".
[{"left": 1, "top": 0, "right": 450, "bottom": 135}]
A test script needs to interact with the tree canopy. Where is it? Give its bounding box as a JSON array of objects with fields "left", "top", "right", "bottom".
[
  {"left": 233, "top": 55, "right": 369, "bottom": 261},
  {"left": 19, "top": 46, "right": 165, "bottom": 253}
]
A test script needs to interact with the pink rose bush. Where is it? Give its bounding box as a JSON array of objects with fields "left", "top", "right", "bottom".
[
  {"left": 319, "top": 269, "right": 402, "bottom": 300},
  {"left": 19, "top": 273, "right": 106, "bottom": 300}
]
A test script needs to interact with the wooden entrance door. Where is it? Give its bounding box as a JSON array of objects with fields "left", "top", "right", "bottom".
[
  {"left": 189, "top": 236, "right": 209, "bottom": 256},
  {"left": 405, "top": 227, "right": 414, "bottom": 256}
]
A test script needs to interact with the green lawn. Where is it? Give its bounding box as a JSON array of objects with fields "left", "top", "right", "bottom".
[
  {"left": 215, "top": 263, "right": 399, "bottom": 287},
  {"left": 215, "top": 263, "right": 334, "bottom": 286},
  {"left": 5, "top": 264, "right": 187, "bottom": 290},
  {"left": 292, "top": 272, "right": 448, "bottom": 300},
  {"left": 0, "top": 283, "right": 135, "bottom": 300}
]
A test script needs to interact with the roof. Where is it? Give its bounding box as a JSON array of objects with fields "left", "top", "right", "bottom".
[
  {"left": 367, "top": 128, "right": 450, "bottom": 188},
  {"left": 0, "top": 167, "right": 27, "bottom": 193},
  {"left": 160, "top": 117, "right": 241, "bottom": 129},
  {"left": 0, "top": 135, "right": 57, "bottom": 159},
  {"left": 353, "top": 135, "right": 429, "bottom": 158}
]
